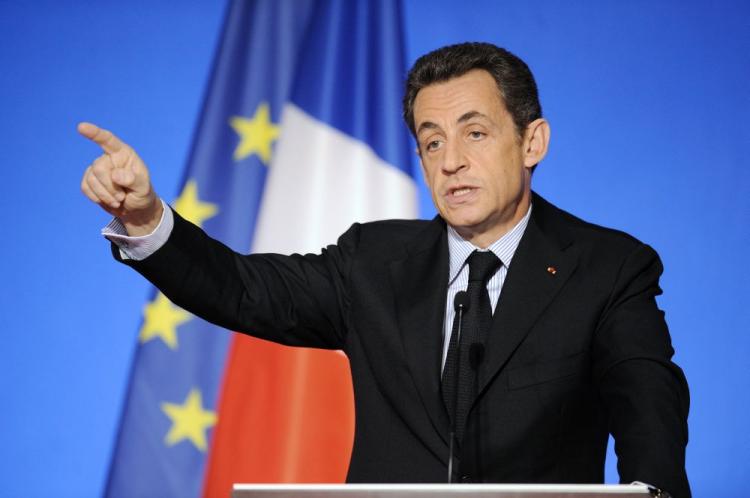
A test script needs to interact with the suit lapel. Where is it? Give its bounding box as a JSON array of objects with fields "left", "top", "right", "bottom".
[
  {"left": 477, "top": 195, "right": 580, "bottom": 396},
  {"left": 389, "top": 217, "right": 451, "bottom": 446}
]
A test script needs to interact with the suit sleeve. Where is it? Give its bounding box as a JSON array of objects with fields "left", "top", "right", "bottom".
[
  {"left": 592, "top": 243, "right": 691, "bottom": 498},
  {"left": 114, "top": 208, "right": 358, "bottom": 350}
]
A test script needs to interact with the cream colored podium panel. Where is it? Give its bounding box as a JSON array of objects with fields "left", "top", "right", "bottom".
[{"left": 232, "top": 483, "right": 654, "bottom": 498}]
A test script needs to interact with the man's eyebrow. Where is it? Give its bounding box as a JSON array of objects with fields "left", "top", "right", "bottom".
[
  {"left": 457, "top": 110, "right": 488, "bottom": 123},
  {"left": 416, "top": 121, "right": 439, "bottom": 135},
  {"left": 416, "top": 111, "right": 488, "bottom": 135}
]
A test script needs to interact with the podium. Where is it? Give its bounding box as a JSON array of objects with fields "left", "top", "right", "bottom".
[{"left": 232, "top": 483, "right": 655, "bottom": 498}]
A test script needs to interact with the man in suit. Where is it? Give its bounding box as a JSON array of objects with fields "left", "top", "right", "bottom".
[{"left": 80, "top": 43, "right": 690, "bottom": 497}]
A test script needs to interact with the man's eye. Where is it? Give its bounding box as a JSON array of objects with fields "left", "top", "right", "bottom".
[
  {"left": 468, "top": 131, "right": 485, "bottom": 140},
  {"left": 425, "top": 140, "right": 442, "bottom": 151}
]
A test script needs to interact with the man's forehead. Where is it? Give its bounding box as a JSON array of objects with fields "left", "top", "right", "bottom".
[{"left": 413, "top": 70, "right": 505, "bottom": 129}]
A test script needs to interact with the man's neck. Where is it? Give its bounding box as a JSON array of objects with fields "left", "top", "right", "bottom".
[
  {"left": 453, "top": 193, "right": 532, "bottom": 249},
  {"left": 446, "top": 202, "right": 533, "bottom": 284}
]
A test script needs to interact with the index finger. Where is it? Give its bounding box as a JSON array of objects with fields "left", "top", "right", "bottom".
[{"left": 77, "top": 122, "right": 127, "bottom": 155}]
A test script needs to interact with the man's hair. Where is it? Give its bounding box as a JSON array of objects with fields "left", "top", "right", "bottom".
[{"left": 403, "top": 42, "right": 542, "bottom": 138}]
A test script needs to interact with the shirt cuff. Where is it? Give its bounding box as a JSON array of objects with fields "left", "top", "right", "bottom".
[{"left": 102, "top": 199, "right": 174, "bottom": 261}]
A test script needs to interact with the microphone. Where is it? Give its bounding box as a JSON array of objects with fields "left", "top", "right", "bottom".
[
  {"left": 454, "top": 290, "right": 469, "bottom": 313},
  {"left": 447, "top": 291, "right": 469, "bottom": 483}
]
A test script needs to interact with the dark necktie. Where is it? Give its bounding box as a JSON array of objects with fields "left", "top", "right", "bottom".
[{"left": 442, "top": 250, "right": 501, "bottom": 444}]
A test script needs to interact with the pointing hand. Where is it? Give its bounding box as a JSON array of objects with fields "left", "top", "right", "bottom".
[{"left": 79, "top": 122, "right": 163, "bottom": 236}]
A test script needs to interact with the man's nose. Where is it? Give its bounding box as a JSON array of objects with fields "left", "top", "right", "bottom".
[{"left": 442, "top": 140, "right": 468, "bottom": 174}]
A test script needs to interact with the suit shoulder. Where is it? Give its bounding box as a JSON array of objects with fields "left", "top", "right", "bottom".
[
  {"left": 537, "top": 194, "right": 646, "bottom": 252},
  {"left": 358, "top": 218, "right": 434, "bottom": 244},
  {"left": 534, "top": 195, "right": 665, "bottom": 299},
  {"left": 360, "top": 217, "right": 433, "bottom": 233},
  {"left": 533, "top": 193, "right": 664, "bottom": 277},
  {"left": 337, "top": 218, "right": 437, "bottom": 258}
]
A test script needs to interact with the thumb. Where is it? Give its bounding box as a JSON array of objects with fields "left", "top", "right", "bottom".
[
  {"left": 112, "top": 160, "right": 150, "bottom": 195},
  {"left": 111, "top": 166, "right": 135, "bottom": 188}
]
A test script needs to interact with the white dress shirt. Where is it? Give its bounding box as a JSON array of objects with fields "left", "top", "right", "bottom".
[{"left": 441, "top": 205, "right": 532, "bottom": 369}]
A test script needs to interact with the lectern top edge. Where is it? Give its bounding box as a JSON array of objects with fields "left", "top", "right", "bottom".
[{"left": 232, "top": 483, "right": 654, "bottom": 498}]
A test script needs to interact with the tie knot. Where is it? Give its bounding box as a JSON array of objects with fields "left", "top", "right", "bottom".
[{"left": 467, "top": 250, "right": 501, "bottom": 284}]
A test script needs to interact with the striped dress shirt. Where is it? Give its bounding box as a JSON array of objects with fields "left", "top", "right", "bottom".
[{"left": 441, "top": 204, "right": 532, "bottom": 370}]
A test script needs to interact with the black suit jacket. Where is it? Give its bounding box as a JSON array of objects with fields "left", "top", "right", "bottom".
[{"left": 119, "top": 192, "right": 690, "bottom": 497}]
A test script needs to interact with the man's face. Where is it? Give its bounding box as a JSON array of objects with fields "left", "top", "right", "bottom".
[{"left": 414, "top": 69, "right": 534, "bottom": 247}]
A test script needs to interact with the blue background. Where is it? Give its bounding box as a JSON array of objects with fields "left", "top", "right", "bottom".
[{"left": 1, "top": 1, "right": 748, "bottom": 497}]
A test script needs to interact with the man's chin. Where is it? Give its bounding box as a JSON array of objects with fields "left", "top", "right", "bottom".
[
  {"left": 440, "top": 204, "right": 480, "bottom": 224},
  {"left": 444, "top": 217, "right": 487, "bottom": 236},
  {"left": 441, "top": 208, "right": 484, "bottom": 227}
]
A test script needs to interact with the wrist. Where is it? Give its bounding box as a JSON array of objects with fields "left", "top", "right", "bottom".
[{"left": 122, "top": 197, "right": 164, "bottom": 236}]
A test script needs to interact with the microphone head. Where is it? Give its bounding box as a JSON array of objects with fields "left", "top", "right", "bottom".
[{"left": 454, "top": 291, "right": 470, "bottom": 312}]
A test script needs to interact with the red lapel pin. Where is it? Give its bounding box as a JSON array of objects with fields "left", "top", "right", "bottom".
[{"left": 547, "top": 266, "right": 557, "bottom": 275}]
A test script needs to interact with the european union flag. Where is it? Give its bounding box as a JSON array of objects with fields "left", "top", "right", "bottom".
[
  {"left": 106, "top": 1, "right": 415, "bottom": 497},
  {"left": 106, "top": 2, "right": 315, "bottom": 496}
]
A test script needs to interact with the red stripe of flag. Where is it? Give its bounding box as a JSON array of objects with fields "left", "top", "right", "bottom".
[{"left": 203, "top": 333, "right": 354, "bottom": 497}]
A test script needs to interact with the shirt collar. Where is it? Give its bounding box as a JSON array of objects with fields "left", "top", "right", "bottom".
[{"left": 447, "top": 203, "right": 533, "bottom": 284}]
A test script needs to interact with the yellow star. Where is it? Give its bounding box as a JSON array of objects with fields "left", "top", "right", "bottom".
[
  {"left": 173, "top": 180, "right": 218, "bottom": 228},
  {"left": 139, "top": 292, "right": 192, "bottom": 349},
  {"left": 229, "top": 102, "right": 280, "bottom": 164},
  {"left": 161, "top": 388, "right": 217, "bottom": 451}
]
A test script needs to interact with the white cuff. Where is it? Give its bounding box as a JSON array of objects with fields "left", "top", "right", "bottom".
[{"left": 102, "top": 199, "right": 174, "bottom": 261}]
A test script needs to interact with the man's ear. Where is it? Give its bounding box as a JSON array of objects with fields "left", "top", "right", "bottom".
[{"left": 522, "top": 118, "right": 550, "bottom": 169}]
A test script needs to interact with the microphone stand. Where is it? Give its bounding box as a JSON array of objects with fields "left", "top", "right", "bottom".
[
  {"left": 470, "top": 342, "right": 485, "bottom": 483},
  {"left": 447, "top": 291, "right": 469, "bottom": 484}
]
